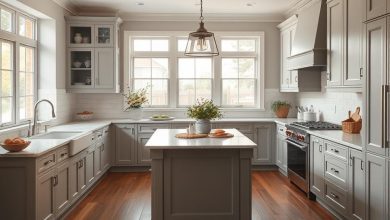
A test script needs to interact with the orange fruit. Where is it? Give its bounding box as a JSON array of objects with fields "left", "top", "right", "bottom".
[{"left": 4, "top": 139, "right": 13, "bottom": 144}]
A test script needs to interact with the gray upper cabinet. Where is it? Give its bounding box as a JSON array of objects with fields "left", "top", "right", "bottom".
[
  {"left": 366, "top": 0, "right": 387, "bottom": 21},
  {"left": 327, "top": 0, "right": 364, "bottom": 89},
  {"left": 348, "top": 149, "right": 365, "bottom": 220},
  {"left": 365, "top": 17, "right": 388, "bottom": 156},
  {"left": 327, "top": 0, "right": 344, "bottom": 87},
  {"left": 278, "top": 15, "right": 299, "bottom": 92},
  {"left": 366, "top": 153, "right": 387, "bottom": 220},
  {"left": 253, "top": 123, "right": 275, "bottom": 165},
  {"left": 344, "top": 0, "right": 364, "bottom": 86},
  {"left": 115, "top": 124, "right": 137, "bottom": 165},
  {"left": 66, "top": 16, "right": 122, "bottom": 93},
  {"left": 310, "top": 136, "right": 325, "bottom": 198},
  {"left": 37, "top": 169, "right": 56, "bottom": 220}
]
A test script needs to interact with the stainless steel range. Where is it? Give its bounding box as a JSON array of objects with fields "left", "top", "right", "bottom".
[{"left": 285, "top": 121, "right": 341, "bottom": 196}]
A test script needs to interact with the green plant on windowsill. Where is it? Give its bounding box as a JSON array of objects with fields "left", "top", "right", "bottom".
[{"left": 271, "top": 101, "right": 291, "bottom": 118}]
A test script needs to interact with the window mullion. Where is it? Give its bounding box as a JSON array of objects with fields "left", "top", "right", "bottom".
[{"left": 14, "top": 42, "right": 20, "bottom": 125}]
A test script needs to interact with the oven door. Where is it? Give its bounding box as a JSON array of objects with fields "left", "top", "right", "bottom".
[{"left": 287, "top": 138, "right": 309, "bottom": 193}]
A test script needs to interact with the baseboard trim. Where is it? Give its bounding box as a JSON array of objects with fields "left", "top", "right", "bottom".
[
  {"left": 110, "top": 166, "right": 152, "bottom": 172},
  {"left": 316, "top": 197, "right": 345, "bottom": 220}
]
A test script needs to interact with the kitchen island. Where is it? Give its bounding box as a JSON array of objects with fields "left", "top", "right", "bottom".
[{"left": 145, "top": 129, "right": 256, "bottom": 220}]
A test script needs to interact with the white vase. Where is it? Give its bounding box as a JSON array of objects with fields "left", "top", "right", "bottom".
[
  {"left": 74, "top": 33, "right": 82, "bottom": 44},
  {"left": 195, "top": 119, "right": 211, "bottom": 134},
  {"left": 129, "top": 108, "right": 143, "bottom": 120}
]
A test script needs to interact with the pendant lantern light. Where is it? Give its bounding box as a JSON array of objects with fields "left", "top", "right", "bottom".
[{"left": 185, "top": 0, "right": 219, "bottom": 57}]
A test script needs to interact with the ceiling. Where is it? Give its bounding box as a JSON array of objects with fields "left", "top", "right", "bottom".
[{"left": 68, "top": 0, "right": 297, "bottom": 19}]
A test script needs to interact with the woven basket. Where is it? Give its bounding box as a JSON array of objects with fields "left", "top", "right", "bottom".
[{"left": 342, "top": 118, "right": 362, "bottom": 134}]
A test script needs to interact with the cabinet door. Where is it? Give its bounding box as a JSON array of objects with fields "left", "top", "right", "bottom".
[
  {"left": 280, "top": 29, "right": 291, "bottom": 90},
  {"left": 68, "top": 24, "right": 94, "bottom": 47},
  {"left": 95, "top": 25, "right": 114, "bottom": 47},
  {"left": 77, "top": 156, "right": 87, "bottom": 194},
  {"left": 366, "top": 153, "right": 386, "bottom": 220},
  {"left": 94, "top": 143, "right": 102, "bottom": 177},
  {"left": 327, "top": 0, "right": 344, "bottom": 87},
  {"left": 69, "top": 156, "right": 80, "bottom": 201},
  {"left": 310, "top": 136, "right": 325, "bottom": 198},
  {"left": 137, "top": 133, "right": 152, "bottom": 165},
  {"left": 281, "top": 137, "right": 288, "bottom": 173},
  {"left": 348, "top": 149, "right": 365, "bottom": 220},
  {"left": 94, "top": 48, "right": 114, "bottom": 89},
  {"left": 344, "top": 0, "right": 364, "bottom": 86},
  {"left": 101, "top": 128, "right": 111, "bottom": 171},
  {"left": 115, "top": 124, "right": 136, "bottom": 165},
  {"left": 253, "top": 124, "right": 274, "bottom": 165},
  {"left": 289, "top": 25, "right": 298, "bottom": 90},
  {"left": 37, "top": 169, "right": 55, "bottom": 220},
  {"left": 68, "top": 48, "right": 95, "bottom": 89},
  {"left": 366, "top": 18, "right": 387, "bottom": 156},
  {"left": 55, "top": 161, "right": 70, "bottom": 216},
  {"left": 276, "top": 134, "right": 284, "bottom": 168},
  {"left": 366, "top": 0, "right": 387, "bottom": 21},
  {"left": 86, "top": 148, "right": 95, "bottom": 185}
]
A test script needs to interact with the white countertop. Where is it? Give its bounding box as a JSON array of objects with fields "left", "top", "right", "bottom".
[
  {"left": 0, "top": 117, "right": 364, "bottom": 157},
  {"left": 145, "top": 129, "right": 257, "bottom": 149}
]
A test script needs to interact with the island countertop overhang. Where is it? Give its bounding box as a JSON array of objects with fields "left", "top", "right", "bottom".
[{"left": 145, "top": 129, "right": 257, "bottom": 149}]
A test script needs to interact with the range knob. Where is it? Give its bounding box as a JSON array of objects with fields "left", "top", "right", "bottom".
[{"left": 297, "top": 134, "right": 305, "bottom": 141}]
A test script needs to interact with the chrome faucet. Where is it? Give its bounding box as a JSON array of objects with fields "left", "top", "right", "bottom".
[{"left": 31, "top": 99, "right": 56, "bottom": 136}]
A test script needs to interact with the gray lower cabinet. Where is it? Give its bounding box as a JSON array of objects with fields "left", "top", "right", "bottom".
[
  {"left": 137, "top": 133, "right": 152, "bottom": 165},
  {"left": 275, "top": 125, "right": 287, "bottom": 174},
  {"left": 114, "top": 124, "right": 136, "bottom": 165},
  {"left": 366, "top": 153, "right": 387, "bottom": 220},
  {"left": 349, "top": 149, "right": 365, "bottom": 220},
  {"left": 37, "top": 169, "right": 56, "bottom": 220},
  {"left": 94, "top": 143, "right": 102, "bottom": 177},
  {"left": 310, "top": 135, "right": 325, "bottom": 198},
  {"left": 101, "top": 127, "right": 111, "bottom": 170},
  {"left": 253, "top": 123, "right": 275, "bottom": 165},
  {"left": 85, "top": 146, "right": 95, "bottom": 185}
]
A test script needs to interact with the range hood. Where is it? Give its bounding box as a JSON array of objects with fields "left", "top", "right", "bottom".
[{"left": 288, "top": 0, "right": 327, "bottom": 70}]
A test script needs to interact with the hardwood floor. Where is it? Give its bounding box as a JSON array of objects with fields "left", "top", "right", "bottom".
[{"left": 66, "top": 171, "right": 334, "bottom": 220}]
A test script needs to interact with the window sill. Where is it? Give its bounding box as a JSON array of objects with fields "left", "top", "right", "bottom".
[
  {"left": 136, "top": 108, "right": 266, "bottom": 112},
  {"left": 0, "top": 119, "right": 55, "bottom": 135}
]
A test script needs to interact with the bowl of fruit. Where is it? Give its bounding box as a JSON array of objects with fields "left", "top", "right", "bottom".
[
  {"left": 1, "top": 137, "right": 31, "bottom": 152},
  {"left": 150, "top": 114, "right": 174, "bottom": 121},
  {"left": 76, "top": 111, "right": 94, "bottom": 121}
]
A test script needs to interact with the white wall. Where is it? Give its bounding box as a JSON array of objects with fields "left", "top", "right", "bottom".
[{"left": 73, "top": 20, "right": 297, "bottom": 119}]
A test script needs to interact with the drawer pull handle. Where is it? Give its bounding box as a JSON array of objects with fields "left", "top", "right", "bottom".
[
  {"left": 60, "top": 153, "right": 68, "bottom": 157},
  {"left": 98, "top": 134, "right": 103, "bottom": 137},
  {"left": 331, "top": 168, "right": 339, "bottom": 173},
  {"left": 330, "top": 193, "right": 338, "bottom": 199},
  {"left": 44, "top": 159, "right": 53, "bottom": 166},
  {"left": 331, "top": 149, "right": 339, "bottom": 153},
  {"left": 78, "top": 160, "right": 84, "bottom": 168},
  {"left": 279, "top": 129, "right": 283, "bottom": 131}
]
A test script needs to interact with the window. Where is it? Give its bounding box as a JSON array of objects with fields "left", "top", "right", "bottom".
[
  {"left": 126, "top": 32, "right": 264, "bottom": 109},
  {"left": 0, "top": 3, "right": 36, "bottom": 128}
]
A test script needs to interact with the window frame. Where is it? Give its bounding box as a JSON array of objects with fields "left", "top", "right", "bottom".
[
  {"left": 0, "top": 3, "right": 37, "bottom": 129},
  {"left": 124, "top": 31, "right": 265, "bottom": 110}
]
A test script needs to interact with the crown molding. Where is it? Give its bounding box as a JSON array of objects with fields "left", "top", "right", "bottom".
[
  {"left": 283, "top": 0, "right": 314, "bottom": 18},
  {"left": 50, "top": 0, "right": 78, "bottom": 14},
  {"left": 119, "top": 12, "right": 284, "bottom": 23}
]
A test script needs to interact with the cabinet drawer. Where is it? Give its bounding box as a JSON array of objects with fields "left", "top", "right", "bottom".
[
  {"left": 56, "top": 146, "right": 69, "bottom": 163},
  {"left": 324, "top": 141, "right": 348, "bottom": 161},
  {"left": 171, "top": 123, "right": 190, "bottom": 129},
  {"left": 324, "top": 181, "right": 348, "bottom": 215},
  {"left": 325, "top": 155, "right": 348, "bottom": 190},
  {"left": 276, "top": 124, "right": 286, "bottom": 136},
  {"left": 37, "top": 152, "right": 56, "bottom": 173},
  {"left": 137, "top": 124, "right": 170, "bottom": 133},
  {"left": 214, "top": 123, "right": 253, "bottom": 134}
]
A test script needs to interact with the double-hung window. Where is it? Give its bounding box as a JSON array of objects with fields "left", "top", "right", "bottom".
[
  {"left": 131, "top": 38, "right": 169, "bottom": 107},
  {"left": 126, "top": 32, "right": 264, "bottom": 109},
  {"left": 0, "top": 3, "right": 37, "bottom": 128}
]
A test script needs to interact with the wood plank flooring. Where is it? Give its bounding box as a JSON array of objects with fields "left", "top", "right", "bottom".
[{"left": 66, "top": 171, "right": 334, "bottom": 220}]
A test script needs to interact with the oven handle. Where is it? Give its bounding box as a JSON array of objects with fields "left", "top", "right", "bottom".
[{"left": 286, "top": 139, "right": 308, "bottom": 150}]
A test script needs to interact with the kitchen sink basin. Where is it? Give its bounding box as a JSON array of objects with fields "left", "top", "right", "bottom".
[{"left": 30, "top": 131, "right": 83, "bottom": 139}]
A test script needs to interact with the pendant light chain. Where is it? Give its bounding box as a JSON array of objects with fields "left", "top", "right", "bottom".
[{"left": 200, "top": 0, "right": 204, "bottom": 21}]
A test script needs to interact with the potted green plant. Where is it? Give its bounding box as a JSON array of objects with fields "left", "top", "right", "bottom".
[
  {"left": 123, "top": 86, "right": 149, "bottom": 120},
  {"left": 187, "top": 99, "right": 223, "bottom": 134},
  {"left": 271, "top": 101, "right": 291, "bottom": 118}
]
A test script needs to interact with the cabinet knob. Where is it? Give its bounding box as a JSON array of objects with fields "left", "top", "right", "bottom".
[
  {"left": 330, "top": 192, "right": 338, "bottom": 199},
  {"left": 331, "top": 168, "right": 339, "bottom": 173}
]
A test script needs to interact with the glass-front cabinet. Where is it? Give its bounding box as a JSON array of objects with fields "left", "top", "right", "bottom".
[
  {"left": 66, "top": 16, "right": 122, "bottom": 93},
  {"left": 69, "top": 49, "right": 94, "bottom": 88},
  {"left": 95, "top": 25, "right": 114, "bottom": 47}
]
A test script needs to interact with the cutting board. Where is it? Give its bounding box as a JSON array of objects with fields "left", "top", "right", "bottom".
[{"left": 175, "top": 133, "right": 208, "bottom": 139}]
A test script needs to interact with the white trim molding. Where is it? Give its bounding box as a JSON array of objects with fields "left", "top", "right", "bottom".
[{"left": 50, "top": 0, "right": 78, "bottom": 14}]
